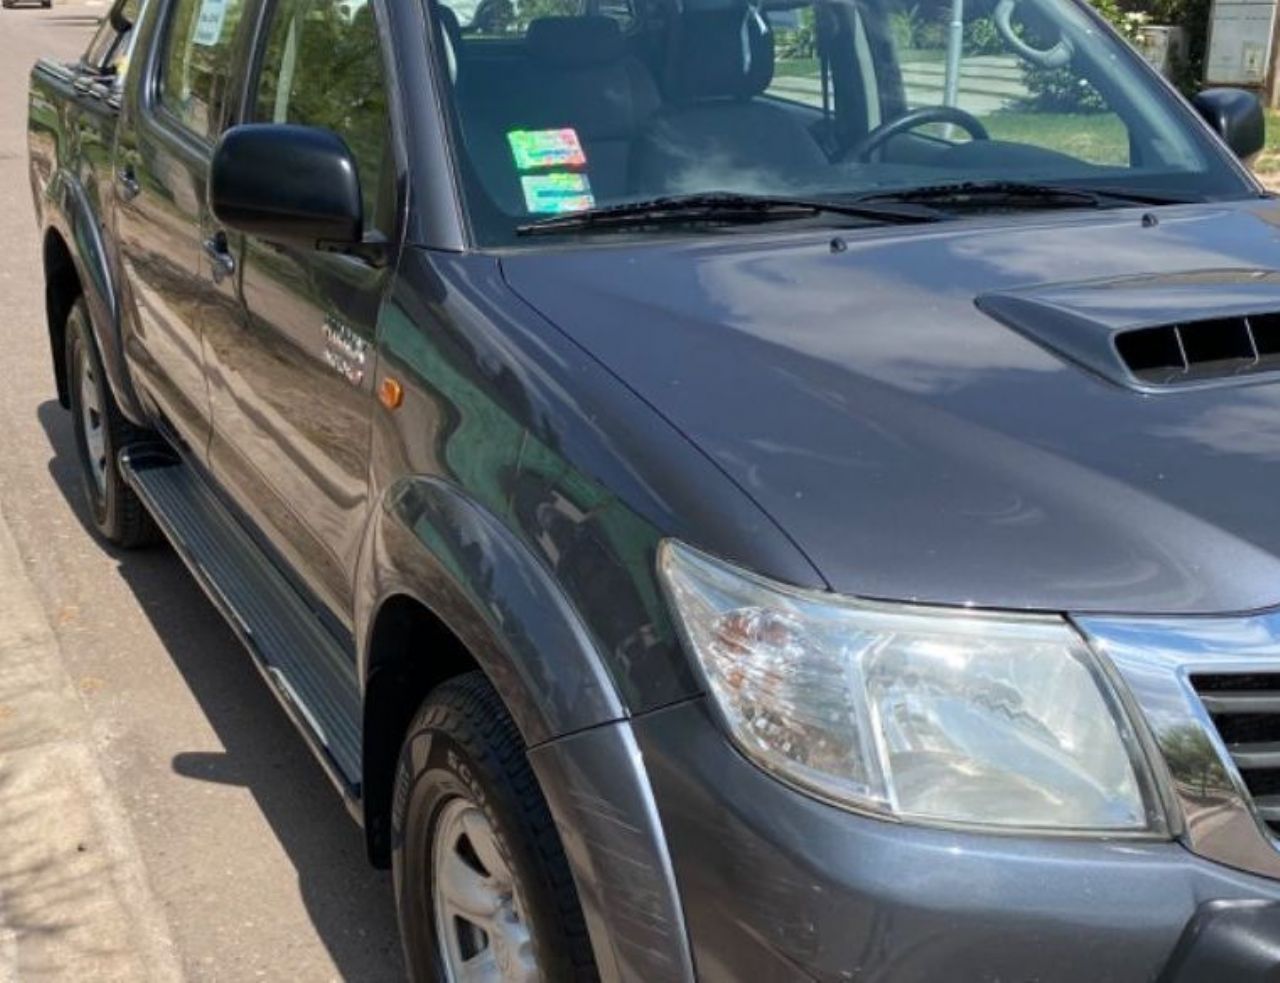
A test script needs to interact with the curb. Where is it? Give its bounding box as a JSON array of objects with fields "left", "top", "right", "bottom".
[{"left": 0, "top": 503, "right": 184, "bottom": 982}]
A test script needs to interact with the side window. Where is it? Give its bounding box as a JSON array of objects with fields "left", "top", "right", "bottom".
[
  {"left": 254, "top": 0, "right": 391, "bottom": 231},
  {"left": 766, "top": 8, "right": 821, "bottom": 109},
  {"left": 160, "top": 0, "right": 247, "bottom": 139}
]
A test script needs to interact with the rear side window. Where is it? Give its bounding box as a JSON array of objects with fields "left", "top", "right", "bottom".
[
  {"left": 254, "top": 0, "right": 391, "bottom": 230},
  {"left": 160, "top": 0, "right": 247, "bottom": 138}
]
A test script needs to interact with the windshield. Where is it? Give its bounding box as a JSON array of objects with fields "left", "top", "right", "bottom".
[{"left": 433, "top": 0, "right": 1256, "bottom": 244}]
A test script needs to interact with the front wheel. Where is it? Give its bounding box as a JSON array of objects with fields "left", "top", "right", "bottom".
[{"left": 392, "top": 672, "right": 597, "bottom": 982}]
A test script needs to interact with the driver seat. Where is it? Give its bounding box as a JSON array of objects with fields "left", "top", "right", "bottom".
[{"left": 630, "top": 0, "right": 830, "bottom": 195}]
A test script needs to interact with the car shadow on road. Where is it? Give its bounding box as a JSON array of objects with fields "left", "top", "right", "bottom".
[{"left": 36, "top": 400, "right": 406, "bottom": 982}]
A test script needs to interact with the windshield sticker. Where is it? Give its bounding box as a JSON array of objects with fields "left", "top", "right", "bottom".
[
  {"left": 507, "top": 129, "right": 587, "bottom": 171},
  {"left": 193, "top": 0, "right": 232, "bottom": 46},
  {"left": 521, "top": 173, "right": 594, "bottom": 214}
]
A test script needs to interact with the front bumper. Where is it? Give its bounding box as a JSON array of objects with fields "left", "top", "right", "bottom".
[{"left": 630, "top": 697, "right": 1280, "bottom": 983}]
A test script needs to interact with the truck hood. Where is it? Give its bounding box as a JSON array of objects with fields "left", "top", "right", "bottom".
[{"left": 500, "top": 201, "right": 1280, "bottom": 614}]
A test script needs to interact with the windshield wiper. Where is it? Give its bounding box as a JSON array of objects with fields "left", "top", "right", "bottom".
[
  {"left": 516, "top": 191, "right": 940, "bottom": 235},
  {"left": 851, "top": 180, "right": 1200, "bottom": 211}
]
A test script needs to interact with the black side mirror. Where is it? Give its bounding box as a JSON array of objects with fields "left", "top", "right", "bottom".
[
  {"left": 210, "top": 124, "right": 362, "bottom": 249},
  {"left": 1192, "top": 88, "right": 1265, "bottom": 161}
]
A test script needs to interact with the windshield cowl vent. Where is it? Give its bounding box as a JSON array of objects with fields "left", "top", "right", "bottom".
[{"left": 1116, "top": 313, "right": 1280, "bottom": 387}]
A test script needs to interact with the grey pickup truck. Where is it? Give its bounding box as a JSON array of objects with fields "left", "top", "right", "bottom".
[{"left": 27, "top": 0, "right": 1280, "bottom": 978}]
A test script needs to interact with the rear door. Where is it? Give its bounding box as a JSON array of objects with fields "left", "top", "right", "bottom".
[
  {"left": 70, "top": 0, "right": 142, "bottom": 241},
  {"left": 204, "top": 0, "right": 398, "bottom": 628},
  {"left": 115, "top": 0, "right": 249, "bottom": 457}
]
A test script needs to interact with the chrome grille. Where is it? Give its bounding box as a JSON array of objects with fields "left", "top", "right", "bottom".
[
  {"left": 1076, "top": 612, "right": 1280, "bottom": 881},
  {"left": 1192, "top": 673, "right": 1280, "bottom": 835}
]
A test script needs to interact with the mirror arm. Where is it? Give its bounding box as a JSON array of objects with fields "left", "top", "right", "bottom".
[{"left": 318, "top": 231, "right": 392, "bottom": 269}]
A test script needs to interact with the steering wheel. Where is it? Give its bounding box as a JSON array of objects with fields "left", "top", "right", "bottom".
[{"left": 842, "top": 106, "right": 990, "bottom": 162}]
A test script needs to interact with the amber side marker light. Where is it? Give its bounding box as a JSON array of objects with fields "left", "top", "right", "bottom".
[{"left": 378, "top": 377, "right": 404, "bottom": 410}]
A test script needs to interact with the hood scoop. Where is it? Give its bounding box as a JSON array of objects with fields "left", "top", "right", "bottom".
[{"left": 978, "top": 269, "right": 1280, "bottom": 391}]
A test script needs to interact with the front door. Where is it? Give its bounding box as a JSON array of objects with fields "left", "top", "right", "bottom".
[
  {"left": 205, "top": 0, "right": 397, "bottom": 628},
  {"left": 116, "top": 0, "right": 248, "bottom": 457}
]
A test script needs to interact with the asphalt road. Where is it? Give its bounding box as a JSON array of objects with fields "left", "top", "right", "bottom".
[{"left": 0, "top": 4, "right": 404, "bottom": 980}]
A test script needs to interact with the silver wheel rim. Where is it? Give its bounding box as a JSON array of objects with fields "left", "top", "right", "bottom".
[
  {"left": 431, "top": 797, "right": 538, "bottom": 983},
  {"left": 78, "top": 346, "right": 107, "bottom": 494}
]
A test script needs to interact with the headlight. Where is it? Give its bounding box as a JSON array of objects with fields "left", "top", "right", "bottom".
[{"left": 657, "top": 540, "right": 1161, "bottom": 833}]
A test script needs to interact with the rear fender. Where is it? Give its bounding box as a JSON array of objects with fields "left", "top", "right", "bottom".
[{"left": 43, "top": 171, "right": 143, "bottom": 421}]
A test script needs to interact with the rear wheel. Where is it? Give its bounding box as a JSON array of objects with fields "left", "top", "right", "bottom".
[
  {"left": 65, "top": 299, "right": 157, "bottom": 548},
  {"left": 392, "top": 672, "right": 597, "bottom": 982}
]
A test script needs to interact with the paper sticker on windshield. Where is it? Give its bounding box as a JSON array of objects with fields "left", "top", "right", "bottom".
[
  {"left": 193, "top": 0, "right": 231, "bottom": 45},
  {"left": 507, "top": 129, "right": 587, "bottom": 171},
  {"left": 521, "top": 173, "right": 594, "bottom": 214}
]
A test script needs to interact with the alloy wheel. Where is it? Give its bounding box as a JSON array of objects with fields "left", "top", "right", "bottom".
[
  {"left": 431, "top": 797, "right": 538, "bottom": 983},
  {"left": 78, "top": 344, "right": 108, "bottom": 495}
]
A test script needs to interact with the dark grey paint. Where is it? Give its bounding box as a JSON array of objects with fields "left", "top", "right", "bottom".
[
  {"left": 503, "top": 200, "right": 1280, "bottom": 616},
  {"left": 31, "top": 0, "right": 1280, "bottom": 978},
  {"left": 529, "top": 721, "right": 694, "bottom": 983},
  {"left": 978, "top": 267, "right": 1280, "bottom": 392},
  {"left": 633, "top": 697, "right": 1280, "bottom": 983},
  {"left": 357, "top": 475, "right": 624, "bottom": 745}
]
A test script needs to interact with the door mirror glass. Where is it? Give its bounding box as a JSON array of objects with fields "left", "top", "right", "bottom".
[
  {"left": 210, "top": 124, "right": 363, "bottom": 248},
  {"left": 1192, "top": 88, "right": 1265, "bottom": 161}
]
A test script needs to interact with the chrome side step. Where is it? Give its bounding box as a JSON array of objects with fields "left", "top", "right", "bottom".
[{"left": 120, "top": 448, "right": 362, "bottom": 796}]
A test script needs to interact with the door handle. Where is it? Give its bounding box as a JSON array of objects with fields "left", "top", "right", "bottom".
[
  {"left": 116, "top": 166, "right": 140, "bottom": 202},
  {"left": 72, "top": 76, "right": 93, "bottom": 95},
  {"left": 203, "top": 234, "right": 236, "bottom": 284}
]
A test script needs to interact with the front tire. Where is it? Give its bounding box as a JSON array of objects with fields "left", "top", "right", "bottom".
[
  {"left": 392, "top": 672, "right": 597, "bottom": 982},
  {"left": 65, "top": 299, "right": 157, "bottom": 548}
]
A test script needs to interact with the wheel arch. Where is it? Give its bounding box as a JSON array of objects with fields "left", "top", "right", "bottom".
[
  {"left": 42, "top": 226, "right": 79, "bottom": 407},
  {"left": 361, "top": 592, "right": 483, "bottom": 866},
  {"left": 356, "top": 476, "right": 626, "bottom": 866},
  {"left": 41, "top": 173, "right": 143, "bottom": 422}
]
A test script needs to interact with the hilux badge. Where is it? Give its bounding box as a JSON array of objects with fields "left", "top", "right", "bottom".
[{"left": 322, "top": 317, "right": 368, "bottom": 386}]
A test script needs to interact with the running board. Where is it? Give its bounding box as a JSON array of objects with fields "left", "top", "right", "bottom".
[{"left": 120, "top": 448, "right": 362, "bottom": 797}]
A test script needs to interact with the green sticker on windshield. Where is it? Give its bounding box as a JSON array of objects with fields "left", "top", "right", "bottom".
[
  {"left": 507, "top": 128, "right": 588, "bottom": 171},
  {"left": 521, "top": 172, "right": 594, "bottom": 214}
]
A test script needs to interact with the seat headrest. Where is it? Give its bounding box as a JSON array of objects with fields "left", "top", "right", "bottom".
[
  {"left": 438, "top": 4, "right": 462, "bottom": 48},
  {"left": 430, "top": 2, "right": 463, "bottom": 82},
  {"left": 666, "top": 1, "right": 775, "bottom": 102},
  {"left": 527, "top": 16, "right": 627, "bottom": 68}
]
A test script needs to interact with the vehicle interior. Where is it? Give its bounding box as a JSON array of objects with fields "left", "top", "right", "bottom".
[{"left": 431, "top": 0, "right": 1242, "bottom": 237}]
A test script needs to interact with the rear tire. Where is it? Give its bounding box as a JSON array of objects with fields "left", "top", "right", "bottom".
[
  {"left": 65, "top": 299, "right": 158, "bottom": 549},
  {"left": 392, "top": 672, "right": 598, "bottom": 982}
]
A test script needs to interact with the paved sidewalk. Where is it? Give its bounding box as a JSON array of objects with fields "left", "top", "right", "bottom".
[{"left": 0, "top": 504, "right": 183, "bottom": 983}]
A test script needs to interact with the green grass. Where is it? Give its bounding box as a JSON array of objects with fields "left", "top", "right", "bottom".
[
  {"left": 1251, "top": 109, "right": 1280, "bottom": 179},
  {"left": 1264, "top": 109, "right": 1280, "bottom": 152},
  {"left": 976, "top": 111, "right": 1130, "bottom": 165},
  {"left": 773, "top": 48, "right": 945, "bottom": 79},
  {"left": 772, "top": 57, "right": 819, "bottom": 78}
]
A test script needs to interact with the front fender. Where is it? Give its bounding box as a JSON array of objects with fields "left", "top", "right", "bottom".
[{"left": 356, "top": 476, "right": 625, "bottom": 746}]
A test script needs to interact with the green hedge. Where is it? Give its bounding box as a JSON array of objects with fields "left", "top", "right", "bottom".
[{"left": 1105, "top": 0, "right": 1208, "bottom": 94}]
